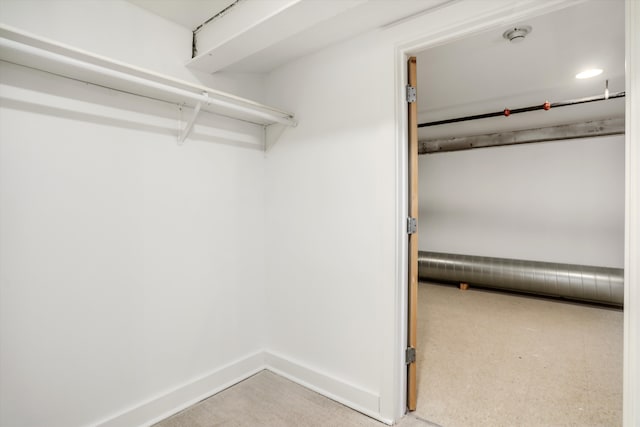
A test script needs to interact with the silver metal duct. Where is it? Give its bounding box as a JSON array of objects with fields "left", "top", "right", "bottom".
[{"left": 418, "top": 251, "right": 624, "bottom": 307}]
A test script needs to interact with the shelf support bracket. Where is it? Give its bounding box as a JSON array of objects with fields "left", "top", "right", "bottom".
[
  {"left": 178, "top": 92, "right": 208, "bottom": 144},
  {"left": 265, "top": 123, "right": 288, "bottom": 151}
]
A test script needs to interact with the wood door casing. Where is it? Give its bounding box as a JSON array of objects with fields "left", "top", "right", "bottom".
[{"left": 407, "top": 56, "right": 418, "bottom": 412}]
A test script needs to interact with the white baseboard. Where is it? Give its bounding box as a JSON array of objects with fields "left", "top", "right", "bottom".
[
  {"left": 95, "top": 351, "right": 266, "bottom": 427},
  {"left": 264, "top": 350, "right": 389, "bottom": 424},
  {"left": 94, "top": 350, "right": 389, "bottom": 427}
]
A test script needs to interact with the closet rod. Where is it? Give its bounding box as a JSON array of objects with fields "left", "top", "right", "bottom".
[
  {"left": 419, "top": 91, "right": 625, "bottom": 128},
  {"left": 0, "top": 29, "right": 297, "bottom": 128}
]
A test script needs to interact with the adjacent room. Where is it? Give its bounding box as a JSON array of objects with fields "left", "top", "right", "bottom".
[{"left": 414, "top": 2, "right": 625, "bottom": 425}]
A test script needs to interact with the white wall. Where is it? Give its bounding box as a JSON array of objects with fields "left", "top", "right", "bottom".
[
  {"left": 262, "top": 0, "right": 621, "bottom": 422},
  {"left": 0, "top": 2, "right": 267, "bottom": 426},
  {"left": 418, "top": 136, "right": 625, "bottom": 268},
  {"left": 264, "top": 31, "right": 399, "bottom": 421}
]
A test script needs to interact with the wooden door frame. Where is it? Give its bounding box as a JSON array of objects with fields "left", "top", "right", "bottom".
[
  {"left": 406, "top": 56, "right": 418, "bottom": 411},
  {"left": 391, "top": 1, "right": 639, "bottom": 422}
]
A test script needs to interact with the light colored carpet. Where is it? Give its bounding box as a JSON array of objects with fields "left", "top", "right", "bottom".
[
  {"left": 154, "top": 370, "right": 434, "bottom": 427},
  {"left": 415, "top": 282, "right": 623, "bottom": 427},
  {"left": 154, "top": 283, "right": 622, "bottom": 427}
]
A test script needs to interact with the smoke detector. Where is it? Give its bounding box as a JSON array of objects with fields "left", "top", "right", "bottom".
[{"left": 503, "top": 25, "right": 532, "bottom": 43}]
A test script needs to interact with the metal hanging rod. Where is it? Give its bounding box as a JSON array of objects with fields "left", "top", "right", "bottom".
[
  {"left": 0, "top": 24, "right": 297, "bottom": 132},
  {"left": 419, "top": 91, "right": 626, "bottom": 128}
]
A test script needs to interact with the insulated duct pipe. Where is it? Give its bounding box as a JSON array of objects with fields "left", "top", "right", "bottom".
[{"left": 418, "top": 251, "right": 624, "bottom": 307}]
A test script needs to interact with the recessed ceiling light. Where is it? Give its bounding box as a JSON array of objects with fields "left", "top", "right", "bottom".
[{"left": 576, "top": 68, "right": 603, "bottom": 79}]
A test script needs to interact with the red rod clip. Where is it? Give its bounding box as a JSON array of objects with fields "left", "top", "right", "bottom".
[
  {"left": 503, "top": 108, "right": 511, "bottom": 117},
  {"left": 543, "top": 101, "right": 551, "bottom": 110}
]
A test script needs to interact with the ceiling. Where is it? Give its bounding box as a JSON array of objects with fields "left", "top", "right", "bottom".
[
  {"left": 126, "top": 0, "right": 625, "bottom": 140},
  {"left": 186, "top": 0, "right": 452, "bottom": 73},
  {"left": 416, "top": 0, "right": 625, "bottom": 140},
  {"left": 128, "top": 0, "right": 238, "bottom": 30},
  {"left": 128, "top": 0, "right": 453, "bottom": 73}
]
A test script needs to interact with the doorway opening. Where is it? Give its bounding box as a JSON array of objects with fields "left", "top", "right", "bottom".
[{"left": 403, "top": 2, "right": 626, "bottom": 425}]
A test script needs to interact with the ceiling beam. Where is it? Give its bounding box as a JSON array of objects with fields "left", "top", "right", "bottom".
[
  {"left": 419, "top": 117, "right": 625, "bottom": 154},
  {"left": 188, "top": 0, "right": 365, "bottom": 73}
]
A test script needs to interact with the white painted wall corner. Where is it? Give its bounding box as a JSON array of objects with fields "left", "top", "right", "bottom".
[
  {"left": 91, "top": 350, "right": 391, "bottom": 427},
  {"left": 264, "top": 350, "right": 390, "bottom": 425},
  {"left": 94, "top": 351, "right": 267, "bottom": 427}
]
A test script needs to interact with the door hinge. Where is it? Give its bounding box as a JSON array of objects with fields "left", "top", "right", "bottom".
[
  {"left": 406, "top": 347, "right": 416, "bottom": 364},
  {"left": 407, "top": 217, "right": 417, "bottom": 234},
  {"left": 406, "top": 85, "right": 417, "bottom": 103}
]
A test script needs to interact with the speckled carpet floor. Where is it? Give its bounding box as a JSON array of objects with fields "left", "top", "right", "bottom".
[
  {"left": 415, "top": 282, "right": 623, "bottom": 427},
  {"left": 154, "top": 282, "right": 622, "bottom": 427},
  {"left": 153, "top": 370, "right": 435, "bottom": 427}
]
